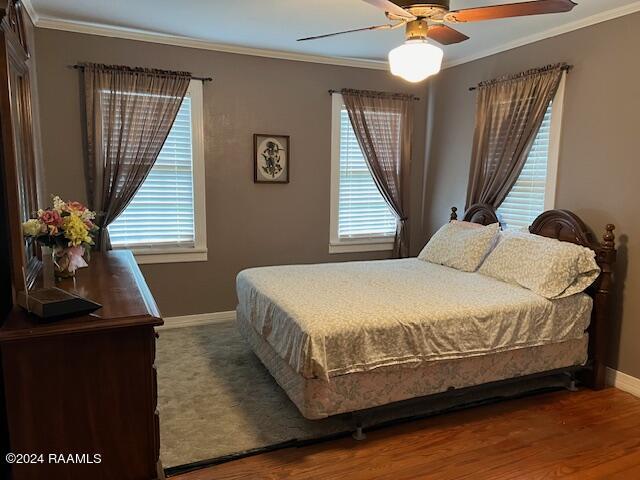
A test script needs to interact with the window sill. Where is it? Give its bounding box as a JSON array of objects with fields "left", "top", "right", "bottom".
[
  {"left": 114, "top": 247, "right": 208, "bottom": 265},
  {"left": 329, "top": 239, "right": 394, "bottom": 254}
]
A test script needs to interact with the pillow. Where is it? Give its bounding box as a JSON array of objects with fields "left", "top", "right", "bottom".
[
  {"left": 450, "top": 220, "right": 483, "bottom": 230},
  {"left": 418, "top": 222, "right": 500, "bottom": 272},
  {"left": 478, "top": 231, "right": 601, "bottom": 299}
]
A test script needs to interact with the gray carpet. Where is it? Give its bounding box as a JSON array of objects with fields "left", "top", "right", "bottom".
[
  {"left": 156, "top": 321, "right": 350, "bottom": 469},
  {"left": 157, "top": 321, "right": 570, "bottom": 471}
]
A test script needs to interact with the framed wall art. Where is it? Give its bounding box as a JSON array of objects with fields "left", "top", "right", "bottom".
[{"left": 253, "top": 134, "right": 290, "bottom": 183}]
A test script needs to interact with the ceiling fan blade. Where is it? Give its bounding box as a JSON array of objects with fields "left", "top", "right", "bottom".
[
  {"left": 297, "top": 24, "right": 396, "bottom": 42},
  {"left": 427, "top": 25, "right": 470, "bottom": 45},
  {"left": 362, "top": 0, "right": 417, "bottom": 20},
  {"left": 445, "top": 0, "right": 577, "bottom": 23}
]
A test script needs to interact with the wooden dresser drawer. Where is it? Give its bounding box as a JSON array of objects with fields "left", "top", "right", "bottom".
[{"left": 0, "top": 252, "right": 164, "bottom": 480}]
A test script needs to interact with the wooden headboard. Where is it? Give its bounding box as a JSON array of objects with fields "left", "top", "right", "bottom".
[
  {"left": 451, "top": 204, "right": 616, "bottom": 390},
  {"left": 530, "top": 209, "right": 616, "bottom": 390},
  {"left": 450, "top": 204, "right": 499, "bottom": 226}
]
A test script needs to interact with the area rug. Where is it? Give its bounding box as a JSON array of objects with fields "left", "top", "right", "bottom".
[{"left": 156, "top": 321, "right": 570, "bottom": 475}]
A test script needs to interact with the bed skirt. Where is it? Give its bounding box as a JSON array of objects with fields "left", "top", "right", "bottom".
[{"left": 236, "top": 310, "right": 588, "bottom": 420}]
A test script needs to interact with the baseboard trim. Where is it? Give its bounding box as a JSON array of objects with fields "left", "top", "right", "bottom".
[
  {"left": 159, "top": 311, "right": 236, "bottom": 330},
  {"left": 606, "top": 367, "right": 640, "bottom": 398}
]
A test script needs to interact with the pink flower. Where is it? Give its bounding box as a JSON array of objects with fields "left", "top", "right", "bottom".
[
  {"left": 66, "top": 201, "right": 87, "bottom": 213},
  {"left": 39, "top": 209, "right": 62, "bottom": 226}
]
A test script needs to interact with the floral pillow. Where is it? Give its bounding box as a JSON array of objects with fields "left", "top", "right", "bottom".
[
  {"left": 450, "top": 220, "right": 483, "bottom": 230},
  {"left": 418, "top": 222, "right": 500, "bottom": 272},
  {"left": 478, "top": 231, "right": 601, "bottom": 299}
]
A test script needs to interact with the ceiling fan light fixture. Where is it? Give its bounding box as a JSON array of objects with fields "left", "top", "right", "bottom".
[{"left": 388, "top": 39, "right": 443, "bottom": 83}]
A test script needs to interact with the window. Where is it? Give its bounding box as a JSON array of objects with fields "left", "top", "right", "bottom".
[
  {"left": 329, "top": 94, "right": 397, "bottom": 253},
  {"left": 108, "top": 80, "right": 206, "bottom": 263},
  {"left": 497, "top": 73, "right": 566, "bottom": 230}
]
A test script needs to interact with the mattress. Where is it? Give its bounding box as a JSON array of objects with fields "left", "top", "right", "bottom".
[
  {"left": 236, "top": 259, "right": 592, "bottom": 380},
  {"left": 237, "top": 311, "right": 588, "bottom": 419}
]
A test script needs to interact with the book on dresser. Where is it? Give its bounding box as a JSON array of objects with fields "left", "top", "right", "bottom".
[{"left": 0, "top": 251, "right": 164, "bottom": 480}]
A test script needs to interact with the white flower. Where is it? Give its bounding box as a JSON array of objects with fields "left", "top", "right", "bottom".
[
  {"left": 81, "top": 209, "right": 96, "bottom": 221},
  {"left": 52, "top": 196, "right": 66, "bottom": 213}
]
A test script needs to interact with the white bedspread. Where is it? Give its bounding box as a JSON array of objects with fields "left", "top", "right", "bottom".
[{"left": 236, "top": 259, "right": 592, "bottom": 380}]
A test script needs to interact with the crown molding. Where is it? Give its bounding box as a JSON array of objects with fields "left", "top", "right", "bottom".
[
  {"left": 33, "top": 14, "right": 389, "bottom": 71},
  {"left": 19, "top": 0, "right": 39, "bottom": 24},
  {"left": 443, "top": 1, "right": 640, "bottom": 69},
  {"left": 23, "top": 0, "right": 640, "bottom": 71}
]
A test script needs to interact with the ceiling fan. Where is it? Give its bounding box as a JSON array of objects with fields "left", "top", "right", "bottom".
[{"left": 298, "top": 0, "right": 577, "bottom": 82}]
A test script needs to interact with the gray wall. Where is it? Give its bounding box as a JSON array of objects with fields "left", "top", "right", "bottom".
[
  {"left": 424, "top": 12, "right": 640, "bottom": 378},
  {"left": 35, "top": 13, "right": 640, "bottom": 378},
  {"left": 34, "top": 29, "right": 428, "bottom": 318}
]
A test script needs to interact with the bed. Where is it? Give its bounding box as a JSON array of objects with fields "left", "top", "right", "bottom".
[{"left": 236, "top": 205, "right": 616, "bottom": 420}]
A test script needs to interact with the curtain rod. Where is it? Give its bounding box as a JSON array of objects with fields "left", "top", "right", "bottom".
[
  {"left": 68, "top": 64, "right": 213, "bottom": 82},
  {"left": 468, "top": 64, "right": 572, "bottom": 92},
  {"left": 328, "top": 89, "right": 420, "bottom": 101}
]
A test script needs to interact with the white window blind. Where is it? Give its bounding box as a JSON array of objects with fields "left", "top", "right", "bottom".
[
  {"left": 337, "top": 108, "right": 397, "bottom": 239},
  {"left": 497, "top": 103, "right": 553, "bottom": 230},
  {"left": 108, "top": 94, "right": 196, "bottom": 248}
]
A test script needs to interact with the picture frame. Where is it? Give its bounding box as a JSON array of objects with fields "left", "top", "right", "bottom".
[{"left": 253, "top": 134, "right": 290, "bottom": 183}]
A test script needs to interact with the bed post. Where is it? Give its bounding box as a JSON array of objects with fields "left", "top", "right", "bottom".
[
  {"left": 450, "top": 207, "right": 458, "bottom": 222},
  {"left": 588, "top": 224, "right": 616, "bottom": 390}
]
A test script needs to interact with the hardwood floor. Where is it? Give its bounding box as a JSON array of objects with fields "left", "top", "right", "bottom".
[{"left": 171, "top": 388, "right": 640, "bottom": 480}]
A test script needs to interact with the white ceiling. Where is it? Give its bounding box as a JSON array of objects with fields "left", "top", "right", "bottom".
[{"left": 27, "top": 0, "right": 640, "bottom": 67}]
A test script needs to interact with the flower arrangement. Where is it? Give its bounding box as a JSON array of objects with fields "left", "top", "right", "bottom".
[{"left": 22, "top": 196, "right": 99, "bottom": 277}]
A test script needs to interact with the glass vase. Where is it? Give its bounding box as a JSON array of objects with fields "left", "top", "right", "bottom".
[{"left": 53, "top": 247, "right": 76, "bottom": 279}]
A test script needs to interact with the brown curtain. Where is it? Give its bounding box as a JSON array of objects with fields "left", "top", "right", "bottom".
[
  {"left": 466, "top": 64, "right": 565, "bottom": 210},
  {"left": 341, "top": 89, "right": 414, "bottom": 258},
  {"left": 82, "top": 63, "right": 191, "bottom": 250}
]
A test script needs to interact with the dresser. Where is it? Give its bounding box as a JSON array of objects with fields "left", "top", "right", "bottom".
[{"left": 0, "top": 251, "right": 164, "bottom": 480}]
